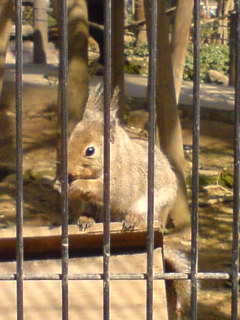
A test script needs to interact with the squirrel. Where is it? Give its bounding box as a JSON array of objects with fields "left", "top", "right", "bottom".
[
  {"left": 63, "top": 85, "right": 191, "bottom": 319},
  {"left": 67, "top": 85, "right": 178, "bottom": 231}
]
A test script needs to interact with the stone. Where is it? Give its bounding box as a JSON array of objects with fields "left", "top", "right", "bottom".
[{"left": 206, "top": 70, "right": 229, "bottom": 86}]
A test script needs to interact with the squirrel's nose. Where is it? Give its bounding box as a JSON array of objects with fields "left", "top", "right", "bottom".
[{"left": 68, "top": 174, "right": 77, "bottom": 184}]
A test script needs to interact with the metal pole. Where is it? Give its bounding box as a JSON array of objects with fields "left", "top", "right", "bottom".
[
  {"left": 191, "top": 0, "right": 201, "bottom": 319},
  {"left": 146, "top": 0, "right": 157, "bottom": 319},
  {"left": 15, "top": 0, "right": 24, "bottom": 319},
  {"left": 231, "top": 1, "right": 240, "bottom": 319},
  {"left": 59, "top": 0, "right": 69, "bottom": 318},
  {"left": 103, "top": 1, "right": 112, "bottom": 319}
]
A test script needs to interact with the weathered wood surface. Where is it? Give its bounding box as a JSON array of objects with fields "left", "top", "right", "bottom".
[
  {"left": 0, "top": 222, "right": 163, "bottom": 259},
  {"left": 0, "top": 225, "right": 168, "bottom": 320}
]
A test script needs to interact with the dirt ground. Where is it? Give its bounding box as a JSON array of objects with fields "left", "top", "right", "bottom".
[
  {"left": 0, "top": 83, "right": 238, "bottom": 318},
  {"left": 180, "top": 117, "right": 236, "bottom": 319}
]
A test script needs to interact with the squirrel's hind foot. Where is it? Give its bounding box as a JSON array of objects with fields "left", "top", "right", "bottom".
[
  {"left": 122, "top": 213, "right": 146, "bottom": 231},
  {"left": 78, "top": 215, "right": 96, "bottom": 231}
]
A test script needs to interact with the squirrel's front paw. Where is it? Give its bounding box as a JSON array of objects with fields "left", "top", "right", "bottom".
[
  {"left": 77, "top": 216, "right": 95, "bottom": 231},
  {"left": 68, "top": 180, "right": 85, "bottom": 197},
  {"left": 68, "top": 180, "right": 92, "bottom": 199},
  {"left": 122, "top": 213, "right": 146, "bottom": 231},
  {"left": 68, "top": 180, "right": 103, "bottom": 205}
]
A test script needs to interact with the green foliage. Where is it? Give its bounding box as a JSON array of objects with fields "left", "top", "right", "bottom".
[
  {"left": 125, "top": 61, "right": 142, "bottom": 75},
  {"left": 23, "top": 6, "right": 33, "bottom": 25},
  {"left": 22, "top": 6, "right": 57, "bottom": 28},
  {"left": 48, "top": 10, "right": 57, "bottom": 28},
  {"left": 124, "top": 41, "right": 149, "bottom": 58},
  {"left": 220, "top": 170, "right": 233, "bottom": 188},
  {"left": 125, "top": 40, "right": 229, "bottom": 82},
  {"left": 184, "top": 44, "right": 230, "bottom": 82},
  {"left": 124, "top": 41, "right": 149, "bottom": 75},
  {"left": 126, "top": 4, "right": 134, "bottom": 24},
  {"left": 124, "top": 59, "right": 148, "bottom": 75}
]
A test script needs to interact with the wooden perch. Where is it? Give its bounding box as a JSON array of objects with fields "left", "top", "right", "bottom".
[{"left": 0, "top": 223, "right": 163, "bottom": 260}]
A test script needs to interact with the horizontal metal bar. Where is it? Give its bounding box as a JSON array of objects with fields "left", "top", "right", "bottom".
[
  {"left": 0, "top": 272, "right": 239, "bottom": 281},
  {"left": 0, "top": 274, "right": 16, "bottom": 280},
  {"left": 196, "top": 273, "right": 233, "bottom": 280}
]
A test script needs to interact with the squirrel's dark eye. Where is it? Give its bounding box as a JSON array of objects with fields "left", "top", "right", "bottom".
[{"left": 85, "top": 146, "right": 95, "bottom": 157}]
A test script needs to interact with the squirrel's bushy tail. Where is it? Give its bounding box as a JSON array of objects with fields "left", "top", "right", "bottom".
[{"left": 163, "top": 247, "right": 191, "bottom": 320}]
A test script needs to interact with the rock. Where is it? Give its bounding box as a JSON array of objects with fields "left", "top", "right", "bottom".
[
  {"left": 206, "top": 70, "right": 229, "bottom": 86},
  {"left": 186, "top": 169, "right": 220, "bottom": 187},
  {"left": 186, "top": 168, "right": 234, "bottom": 190},
  {"left": 10, "top": 25, "right": 34, "bottom": 38},
  {"left": 199, "top": 185, "right": 233, "bottom": 205}
]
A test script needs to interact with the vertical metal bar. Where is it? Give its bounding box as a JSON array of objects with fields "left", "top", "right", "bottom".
[
  {"left": 191, "top": 1, "right": 200, "bottom": 319},
  {"left": 231, "top": 2, "right": 240, "bottom": 319},
  {"left": 59, "top": 0, "right": 69, "bottom": 319},
  {"left": 103, "top": 1, "right": 112, "bottom": 319},
  {"left": 15, "top": 1, "right": 24, "bottom": 319},
  {"left": 147, "top": 0, "right": 157, "bottom": 319}
]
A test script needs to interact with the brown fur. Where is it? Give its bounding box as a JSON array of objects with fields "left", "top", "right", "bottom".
[
  {"left": 164, "top": 248, "right": 191, "bottom": 319},
  {"left": 67, "top": 85, "right": 178, "bottom": 230}
]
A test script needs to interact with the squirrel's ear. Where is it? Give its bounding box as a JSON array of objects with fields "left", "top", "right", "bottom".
[
  {"left": 83, "top": 84, "right": 104, "bottom": 121},
  {"left": 110, "top": 86, "right": 120, "bottom": 123},
  {"left": 109, "top": 88, "right": 120, "bottom": 143}
]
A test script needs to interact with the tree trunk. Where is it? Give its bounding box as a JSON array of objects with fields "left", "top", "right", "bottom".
[
  {"left": 144, "top": 0, "right": 191, "bottom": 236},
  {"left": 171, "top": 0, "right": 193, "bottom": 102},
  {"left": 205, "top": 0, "right": 209, "bottom": 15},
  {"left": 229, "top": 11, "right": 236, "bottom": 85},
  {"left": 67, "top": 0, "right": 89, "bottom": 123},
  {"left": 217, "top": 0, "right": 232, "bottom": 44},
  {"left": 53, "top": 0, "right": 89, "bottom": 125},
  {"left": 135, "top": 0, "right": 147, "bottom": 46},
  {"left": 0, "top": 0, "right": 14, "bottom": 97},
  {"left": 53, "top": 0, "right": 89, "bottom": 180},
  {"left": 33, "top": 0, "right": 49, "bottom": 64},
  {"left": 111, "top": 0, "right": 125, "bottom": 118},
  {"left": 217, "top": 0, "right": 224, "bottom": 16},
  {"left": 221, "top": 0, "right": 231, "bottom": 44}
]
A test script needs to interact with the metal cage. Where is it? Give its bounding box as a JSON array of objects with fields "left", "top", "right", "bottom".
[{"left": 0, "top": 0, "right": 239, "bottom": 319}]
